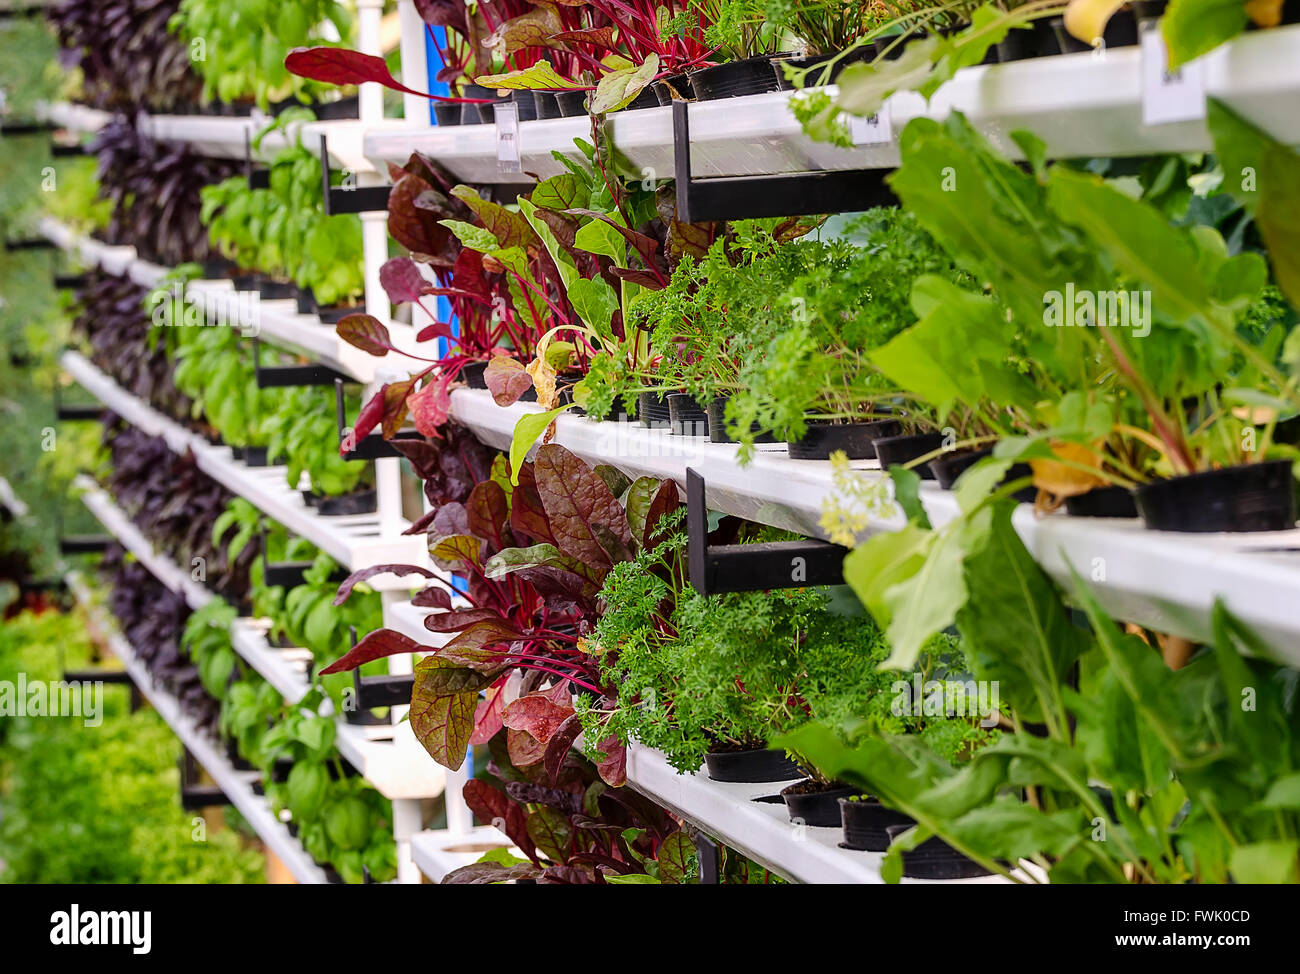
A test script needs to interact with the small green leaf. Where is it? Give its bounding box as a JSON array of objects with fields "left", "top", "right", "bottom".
[{"left": 509, "top": 405, "right": 572, "bottom": 485}]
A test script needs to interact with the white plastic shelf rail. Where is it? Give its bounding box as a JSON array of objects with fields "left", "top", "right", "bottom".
[
  {"left": 449, "top": 388, "right": 1300, "bottom": 665},
  {"left": 364, "top": 26, "right": 1300, "bottom": 183},
  {"left": 410, "top": 827, "right": 518, "bottom": 883},
  {"left": 40, "top": 217, "right": 407, "bottom": 382},
  {"left": 76, "top": 477, "right": 214, "bottom": 611},
  {"left": 66, "top": 574, "right": 330, "bottom": 884},
  {"left": 61, "top": 349, "right": 429, "bottom": 583}
]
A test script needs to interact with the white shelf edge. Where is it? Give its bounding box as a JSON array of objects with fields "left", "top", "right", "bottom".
[
  {"left": 66, "top": 573, "right": 331, "bottom": 884},
  {"left": 76, "top": 476, "right": 213, "bottom": 611},
  {"left": 410, "top": 826, "right": 518, "bottom": 883}
]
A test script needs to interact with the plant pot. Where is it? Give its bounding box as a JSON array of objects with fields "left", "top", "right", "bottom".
[
  {"left": 258, "top": 277, "right": 297, "bottom": 301},
  {"left": 1065, "top": 485, "right": 1139, "bottom": 518},
  {"left": 787, "top": 419, "right": 902, "bottom": 460},
  {"left": 839, "top": 796, "right": 914, "bottom": 851},
  {"left": 874, "top": 31, "right": 925, "bottom": 60},
  {"left": 781, "top": 779, "right": 859, "bottom": 827},
  {"left": 301, "top": 489, "right": 320, "bottom": 507},
  {"left": 460, "top": 84, "right": 495, "bottom": 124},
  {"left": 433, "top": 102, "right": 462, "bottom": 126},
  {"left": 706, "top": 396, "right": 779, "bottom": 444},
  {"left": 243, "top": 446, "right": 270, "bottom": 467},
  {"left": 231, "top": 446, "right": 246, "bottom": 461},
  {"left": 532, "top": 91, "right": 563, "bottom": 119},
  {"left": 772, "top": 46, "right": 873, "bottom": 89},
  {"left": 200, "top": 257, "right": 234, "bottom": 279},
  {"left": 638, "top": 391, "right": 672, "bottom": 428},
  {"left": 703, "top": 747, "right": 803, "bottom": 783},
  {"left": 510, "top": 90, "right": 539, "bottom": 122},
  {"left": 310, "top": 95, "right": 360, "bottom": 121},
  {"left": 653, "top": 73, "right": 694, "bottom": 105},
  {"left": 689, "top": 56, "right": 784, "bottom": 100},
  {"left": 935, "top": 23, "right": 999, "bottom": 64},
  {"left": 295, "top": 290, "right": 315, "bottom": 315},
  {"left": 315, "top": 489, "right": 378, "bottom": 517},
  {"left": 555, "top": 89, "right": 588, "bottom": 117},
  {"left": 317, "top": 301, "right": 365, "bottom": 325},
  {"left": 1130, "top": 0, "right": 1168, "bottom": 20},
  {"left": 930, "top": 447, "right": 1036, "bottom": 502},
  {"left": 996, "top": 19, "right": 1062, "bottom": 62},
  {"left": 885, "top": 824, "right": 993, "bottom": 879},
  {"left": 667, "top": 393, "right": 709, "bottom": 436},
  {"left": 232, "top": 272, "right": 258, "bottom": 292},
  {"left": 1050, "top": 9, "right": 1138, "bottom": 53},
  {"left": 461, "top": 360, "right": 489, "bottom": 389},
  {"left": 872, "top": 432, "right": 945, "bottom": 479},
  {"left": 1134, "top": 460, "right": 1296, "bottom": 533},
  {"left": 617, "top": 86, "right": 662, "bottom": 112}
]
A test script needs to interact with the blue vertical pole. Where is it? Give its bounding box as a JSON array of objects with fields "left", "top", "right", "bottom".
[{"left": 424, "top": 25, "right": 456, "bottom": 359}]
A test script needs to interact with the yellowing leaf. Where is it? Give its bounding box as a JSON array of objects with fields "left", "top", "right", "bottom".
[
  {"left": 1029, "top": 440, "right": 1108, "bottom": 500},
  {"left": 1064, "top": 0, "right": 1127, "bottom": 44}
]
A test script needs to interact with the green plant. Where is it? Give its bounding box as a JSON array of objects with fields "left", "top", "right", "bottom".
[{"left": 265, "top": 385, "right": 372, "bottom": 497}]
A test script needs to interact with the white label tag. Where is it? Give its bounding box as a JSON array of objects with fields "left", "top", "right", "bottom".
[
  {"left": 848, "top": 105, "right": 892, "bottom": 146},
  {"left": 494, "top": 101, "right": 521, "bottom": 174},
  {"left": 1140, "top": 21, "right": 1205, "bottom": 126}
]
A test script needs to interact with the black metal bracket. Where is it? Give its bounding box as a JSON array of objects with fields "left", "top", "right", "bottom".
[
  {"left": 0, "top": 120, "right": 54, "bottom": 136},
  {"left": 671, "top": 100, "right": 897, "bottom": 223},
  {"left": 51, "top": 140, "right": 88, "bottom": 158},
  {"left": 690, "top": 829, "right": 721, "bottom": 884},
  {"left": 252, "top": 337, "right": 350, "bottom": 388},
  {"left": 260, "top": 529, "right": 350, "bottom": 588},
  {"left": 4, "top": 237, "right": 55, "bottom": 252},
  {"left": 349, "top": 626, "right": 414, "bottom": 710},
  {"left": 59, "top": 535, "right": 112, "bottom": 555},
  {"left": 179, "top": 749, "right": 230, "bottom": 810},
  {"left": 245, "top": 128, "right": 270, "bottom": 190},
  {"left": 55, "top": 272, "right": 87, "bottom": 290},
  {"left": 686, "top": 468, "right": 846, "bottom": 595},
  {"left": 320, "top": 135, "right": 391, "bottom": 215},
  {"left": 333, "top": 379, "right": 421, "bottom": 459},
  {"left": 53, "top": 378, "right": 100, "bottom": 421}
]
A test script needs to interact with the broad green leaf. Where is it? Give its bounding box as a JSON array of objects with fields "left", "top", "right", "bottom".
[
  {"left": 567, "top": 276, "right": 619, "bottom": 338},
  {"left": 1163, "top": 0, "right": 1248, "bottom": 69},
  {"left": 438, "top": 219, "right": 500, "bottom": 253},
  {"left": 589, "top": 53, "right": 659, "bottom": 113},
  {"left": 574, "top": 218, "right": 626, "bottom": 263},
  {"left": 519, "top": 197, "right": 578, "bottom": 291},
  {"left": 1229, "top": 841, "right": 1300, "bottom": 883},
  {"left": 475, "top": 61, "right": 582, "bottom": 90},
  {"left": 836, "top": 36, "right": 940, "bottom": 118},
  {"left": 509, "top": 405, "right": 572, "bottom": 485},
  {"left": 841, "top": 521, "right": 934, "bottom": 625}
]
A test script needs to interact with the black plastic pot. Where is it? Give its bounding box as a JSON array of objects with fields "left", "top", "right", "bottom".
[
  {"left": 930, "top": 447, "right": 1036, "bottom": 502},
  {"left": 232, "top": 272, "right": 258, "bottom": 292},
  {"left": 703, "top": 747, "right": 803, "bottom": 783},
  {"left": 839, "top": 796, "right": 914, "bottom": 851},
  {"left": 653, "top": 73, "right": 694, "bottom": 105},
  {"left": 460, "top": 84, "right": 495, "bottom": 124},
  {"left": 1065, "top": 485, "right": 1139, "bottom": 518},
  {"left": 872, "top": 432, "right": 945, "bottom": 479},
  {"left": 311, "top": 95, "right": 360, "bottom": 121},
  {"left": 510, "top": 90, "right": 539, "bottom": 122},
  {"left": 638, "top": 391, "right": 672, "bottom": 429},
  {"left": 295, "top": 290, "right": 315, "bottom": 315},
  {"left": 996, "top": 19, "right": 1063, "bottom": 62},
  {"left": 461, "top": 360, "right": 489, "bottom": 389},
  {"left": 316, "top": 489, "right": 378, "bottom": 517},
  {"left": 667, "top": 393, "right": 709, "bottom": 436},
  {"left": 1134, "top": 460, "right": 1296, "bottom": 533},
  {"left": 532, "top": 91, "right": 563, "bottom": 119},
  {"left": 886, "top": 824, "right": 993, "bottom": 879},
  {"left": 936, "top": 23, "right": 999, "bottom": 64},
  {"left": 230, "top": 446, "right": 246, "bottom": 461},
  {"left": 555, "top": 89, "right": 588, "bottom": 117},
  {"left": 200, "top": 257, "right": 234, "bottom": 279},
  {"left": 618, "top": 86, "right": 662, "bottom": 112},
  {"left": 433, "top": 102, "right": 462, "bottom": 126},
  {"left": 1130, "top": 0, "right": 1168, "bottom": 20},
  {"left": 317, "top": 302, "right": 365, "bottom": 326},
  {"left": 301, "top": 489, "right": 320, "bottom": 508},
  {"left": 874, "top": 31, "right": 925, "bottom": 60},
  {"left": 1051, "top": 9, "right": 1138, "bottom": 53},
  {"left": 244, "top": 446, "right": 270, "bottom": 467},
  {"left": 689, "top": 56, "right": 784, "bottom": 100},
  {"left": 258, "top": 277, "right": 298, "bottom": 301},
  {"left": 781, "top": 780, "right": 859, "bottom": 827},
  {"left": 706, "top": 396, "right": 778, "bottom": 444},
  {"left": 787, "top": 419, "right": 902, "bottom": 460},
  {"left": 773, "top": 46, "right": 873, "bottom": 89}
]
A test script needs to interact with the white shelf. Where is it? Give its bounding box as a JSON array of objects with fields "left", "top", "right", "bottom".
[
  {"left": 67, "top": 573, "right": 330, "bottom": 884},
  {"left": 61, "top": 348, "right": 430, "bottom": 583},
  {"left": 365, "top": 26, "right": 1300, "bottom": 183},
  {"left": 450, "top": 388, "right": 1300, "bottom": 665},
  {"left": 42, "top": 217, "right": 413, "bottom": 382},
  {"left": 230, "top": 617, "right": 314, "bottom": 702},
  {"left": 33, "top": 100, "right": 112, "bottom": 135},
  {"left": 334, "top": 718, "right": 446, "bottom": 801},
  {"left": 76, "top": 477, "right": 214, "bottom": 611},
  {"left": 410, "top": 826, "right": 518, "bottom": 883},
  {"left": 619, "top": 743, "right": 1011, "bottom": 884}
]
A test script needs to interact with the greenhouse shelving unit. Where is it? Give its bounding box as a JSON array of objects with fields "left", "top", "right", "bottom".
[{"left": 65, "top": 573, "right": 331, "bottom": 885}]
